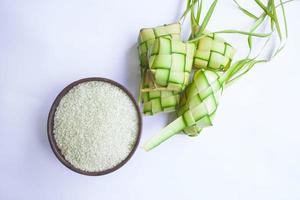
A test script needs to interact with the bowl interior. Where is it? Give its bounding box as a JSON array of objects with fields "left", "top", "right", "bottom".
[{"left": 47, "top": 77, "right": 142, "bottom": 176}]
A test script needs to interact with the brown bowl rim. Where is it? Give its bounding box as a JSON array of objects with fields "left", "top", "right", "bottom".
[{"left": 47, "top": 77, "right": 142, "bottom": 176}]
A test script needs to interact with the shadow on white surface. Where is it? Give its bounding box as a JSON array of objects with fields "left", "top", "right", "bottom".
[{"left": 124, "top": 44, "right": 140, "bottom": 100}]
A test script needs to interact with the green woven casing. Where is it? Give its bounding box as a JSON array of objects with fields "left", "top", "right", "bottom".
[
  {"left": 148, "top": 37, "right": 195, "bottom": 91},
  {"left": 177, "top": 69, "right": 223, "bottom": 136},
  {"left": 193, "top": 32, "right": 235, "bottom": 71},
  {"left": 138, "top": 23, "right": 182, "bottom": 115}
]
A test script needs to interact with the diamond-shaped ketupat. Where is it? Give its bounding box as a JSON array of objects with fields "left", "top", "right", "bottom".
[
  {"left": 193, "top": 32, "right": 236, "bottom": 71},
  {"left": 143, "top": 69, "right": 226, "bottom": 151},
  {"left": 177, "top": 70, "right": 223, "bottom": 136}
]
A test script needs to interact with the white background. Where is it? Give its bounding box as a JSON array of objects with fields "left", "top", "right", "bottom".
[{"left": 0, "top": 0, "right": 299, "bottom": 199}]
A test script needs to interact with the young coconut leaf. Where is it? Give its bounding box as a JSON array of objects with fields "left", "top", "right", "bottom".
[
  {"left": 228, "top": 0, "right": 291, "bottom": 83},
  {"left": 195, "top": 0, "right": 218, "bottom": 37},
  {"left": 233, "top": 0, "right": 258, "bottom": 20}
]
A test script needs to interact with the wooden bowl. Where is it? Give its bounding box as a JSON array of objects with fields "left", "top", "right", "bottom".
[{"left": 47, "top": 77, "right": 142, "bottom": 176}]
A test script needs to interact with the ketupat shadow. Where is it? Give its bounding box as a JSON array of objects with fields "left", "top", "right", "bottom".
[{"left": 125, "top": 44, "right": 140, "bottom": 100}]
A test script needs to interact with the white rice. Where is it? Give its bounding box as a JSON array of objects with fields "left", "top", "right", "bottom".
[{"left": 53, "top": 81, "right": 139, "bottom": 172}]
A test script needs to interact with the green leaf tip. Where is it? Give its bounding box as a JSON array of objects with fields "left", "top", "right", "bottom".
[{"left": 143, "top": 117, "right": 186, "bottom": 151}]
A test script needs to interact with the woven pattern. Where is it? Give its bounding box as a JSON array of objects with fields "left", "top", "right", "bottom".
[
  {"left": 143, "top": 90, "right": 180, "bottom": 115},
  {"left": 193, "top": 32, "right": 235, "bottom": 71},
  {"left": 141, "top": 69, "right": 180, "bottom": 115},
  {"left": 177, "top": 69, "right": 223, "bottom": 136},
  {"left": 149, "top": 37, "right": 195, "bottom": 91},
  {"left": 138, "top": 23, "right": 181, "bottom": 70}
]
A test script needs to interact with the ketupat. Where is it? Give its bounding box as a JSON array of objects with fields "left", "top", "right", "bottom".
[
  {"left": 177, "top": 69, "right": 223, "bottom": 136},
  {"left": 193, "top": 31, "right": 236, "bottom": 71},
  {"left": 143, "top": 59, "right": 253, "bottom": 151},
  {"left": 143, "top": 58, "right": 286, "bottom": 150},
  {"left": 143, "top": 68, "right": 227, "bottom": 151},
  {"left": 186, "top": 0, "right": 236, "bottom": 72},
  {"left": 138, "top": 23, "right": 181, "bottom": 91},
  {"left": 142, "top": 37, "right": 195, "bottom": 115},
  {"left": 138, "top": 23, "right": 182, "bottom": 115}
]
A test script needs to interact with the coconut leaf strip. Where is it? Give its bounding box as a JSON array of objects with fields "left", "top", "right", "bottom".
[
  {"left": 195, "top": 0, "right": 218, "bottom": 37},
  {"left": 270, "top": 0, "right": 283, "bottom": 40},
  {"left": 247, "top": 14, "right": 267, "bottom": 55},
  {"left": 196, "top": 0, "right": 202, "bottom": 23},
  {"left": 233, "top": 0, "right": 258, "bottom": 20},
  {"left": 227, "top": 59, "right": 266, "bottom": 85},
  {"left": 179, "top": 0, "right": 199, "bottom": 22},
  {"left": 280, "top": 0, "right": 288, "bottom": 38},
  {"left": 255, "top": 0, "right": 275, "bottom": 20},
  {"left": 214, "top": 29, "right": 271, "bottom": 37}
]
